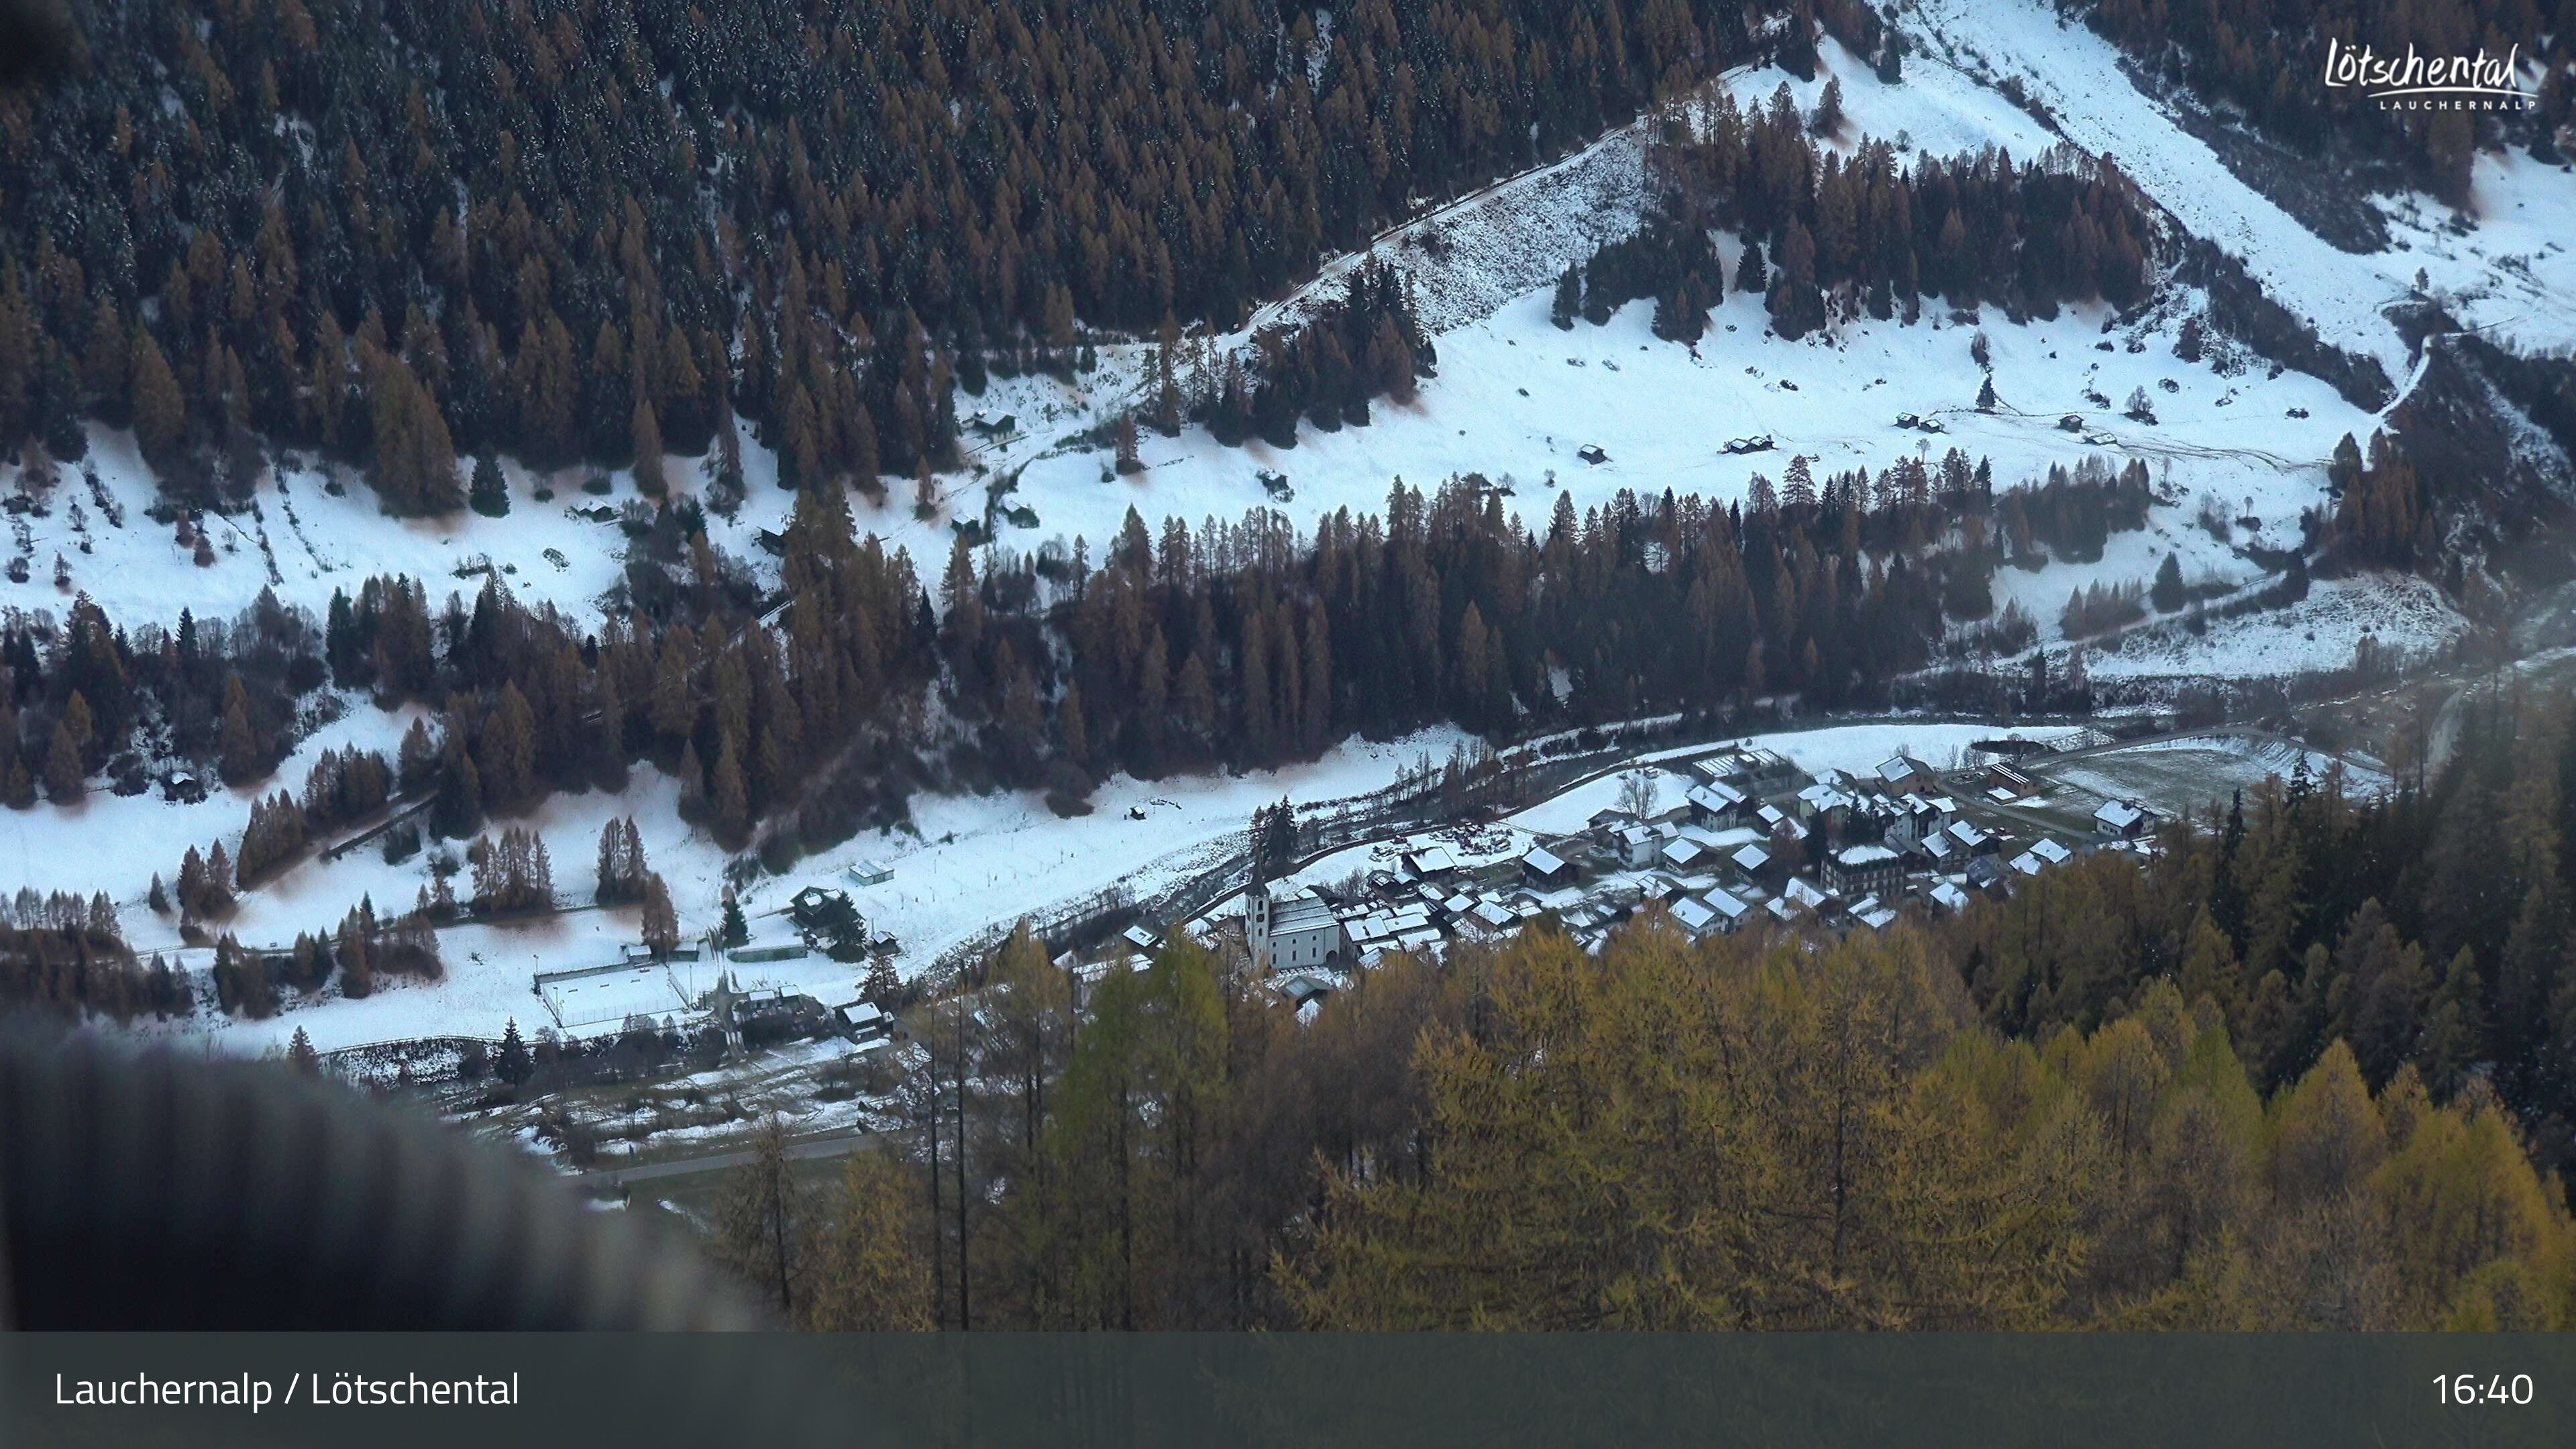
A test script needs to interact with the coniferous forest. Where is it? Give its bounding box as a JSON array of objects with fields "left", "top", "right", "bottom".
[{"left": 0, "top": 0, "right": 1818, "bottom": 507}]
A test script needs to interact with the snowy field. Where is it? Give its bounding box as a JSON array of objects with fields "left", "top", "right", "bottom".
[
  {"left": 116, "top": 724, "right": 1472, "bottom": 1057},
  {"left": 2080, "top": 573, "right": 2466, "bottom": 682},
  {"left": 1914, "top": 0, "right": 2576, "bottom": 374},
  {"left": 2043, "top": 735, "right": 2395, "bottom": 818}
]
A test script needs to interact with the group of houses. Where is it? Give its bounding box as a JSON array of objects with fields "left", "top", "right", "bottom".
[{"left": 1234, "top": 743, "right": 2165, "bottom": 1007}]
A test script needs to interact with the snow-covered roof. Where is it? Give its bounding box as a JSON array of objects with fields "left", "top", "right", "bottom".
[
  {"left": 2008, "top": 851, "right": 2045, "bottom": 877},
  {"left": 1523, "top": 845, "right": 1569, "bottom": 876},
  {"left": 1919, "top": 833, "right": 1955, "bottom": 859},
  {"left": 1706, "top": 886, "right": 1752, "bottom": 920},
  {"left": 1946, "top": 820, "right": 1989, "bottom": 848},
  {"left": 1670, "top": 897, "right": 1719, "bottom": 934},
  {"left": 1930, "top": 882, "right": 1971, "bottom": 913},
  {"left": 1403, "top": 845, "right": 1458, "bottom": 874},
  {"left": 1266, "top": 888, "right": 1339, "bottom": 936},
  {"left": 1854, "top": 904, "right": 1899, "bottom": 930},
  {"left": 1782, "top": 877, "right": 1831, "bottom": 910},
  {"left": 1834, "top": 843, "right": 1900, "bottom": 867},
  {"left": 2031, "top": 837, "right": 2073, "bottom": 865},
  {"left": 2094, "top": 800, "right": 2147, "bottom": 830},
  {"left": 1660, "top": 837, "right": 1708, "bottom": 869},
  {"left": 1731, "top": 843, "right": 1770, "bottom": 874},
  {"left": 1686, "top": 782, "right": 1746, "bottom": 813}
]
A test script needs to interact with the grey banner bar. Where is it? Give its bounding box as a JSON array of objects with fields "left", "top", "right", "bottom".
[{"left": 3, "top": 1332, "right": 2565, "bottom": 1448}]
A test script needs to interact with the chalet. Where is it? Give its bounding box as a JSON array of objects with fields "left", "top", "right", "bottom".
[
  {"left": 1122, "top": 923, "right": 1161, "bottom": 953},
  {"left": 1577, "top": 443, "right": 1610, "bottom": 464},
  {"left": 1914, "top": 830, "right": 1957, "bottom": 868},
  {"left": 789, "top": 887, "right": 868, "bottom": 955},
  {"left": 2007, "top": 839, "right": 2072, "bottom": 879},
  {"left": 1704, "top": 887, "right": 1754, "bottom": 933},
  {"left": 1617, "top": 824, "right": 1664, "bottom": 868},
  {"left": 1967, "top": 855, "right": 2012, "bottom": 891},
  {"left": 1929, "top": 881, "right": 1972, "bottom": 914},
  {"left": 845, "top": 858, "right": 894, "bottom": 886},
  {"left": 1729, "top": 843, "right": 1772, "bottom": 879},
  {"left": 1686, "top": 781, "right": 1748, "bottom": 825},
  {"left": 1659, "top": 837, "right": 1711, "bottom": 873},
  {"left": 1873, "top": 754, "right": 1935, "bottom": 796},
  {"left": 1246, "top": 882, "right": 1348, "bottom": 973},
  {"left": 1780, "top": 877, "right": 1833, "bottom": 914},
  {"left": 2092, "top": 799, "right": 2151, "bottom": 840},
  {"left": 1945, "top": 820, "right": 1997, "bottom": 856},
  {"left": 1401, "top": 845, "right": 1460, "bottom": 881},
  {"left": 1826, "top": 843, "right": 1902, "bottom": 898},
  {"left": 1794, "top": 782, "right": 1855, "bottom": 826},
  {"left": 1467, "top": 899, "right": 1522, "bottom": 938},
  {"left": 1523, "top": 844, "right": 1577, "bottom": 890},
  {"left": 1670, "top": 896, "right": 1721, "bottom": 936},
  {"left": 1754, "top": 803, "right": 1791, "bottom": 833},
  {"left": 835, "top": 1000, "right": 892, "bottom": 1044}
]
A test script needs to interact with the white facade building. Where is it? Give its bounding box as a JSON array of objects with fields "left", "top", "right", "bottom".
[{"left": 1246, "top": 881, "right": 1349, "bottom": 974}]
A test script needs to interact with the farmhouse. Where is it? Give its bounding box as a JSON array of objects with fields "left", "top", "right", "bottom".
[
  {"left": 1686, "top": 781, "right": 1749, "bottom": 825},
  {"left": 1703, "top": 886, "right": 1754, "bottom": 932},
  {"left": 1873, "top": 754, "right": 1935, "bottom": 795},
  {"left": 1523, "top": 844, "right": 1577, "bottom": 890},
  {"left": 2093, "top": 799, "right": 2152, "bottom": 840}
]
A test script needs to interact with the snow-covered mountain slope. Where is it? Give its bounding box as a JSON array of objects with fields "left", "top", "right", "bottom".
[
  {"left": 7, "top": 21, "right": 2552, "bottom": 655},
  {"left": 1913, "top": 0, "right": 2576, "bottom": 373}
]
